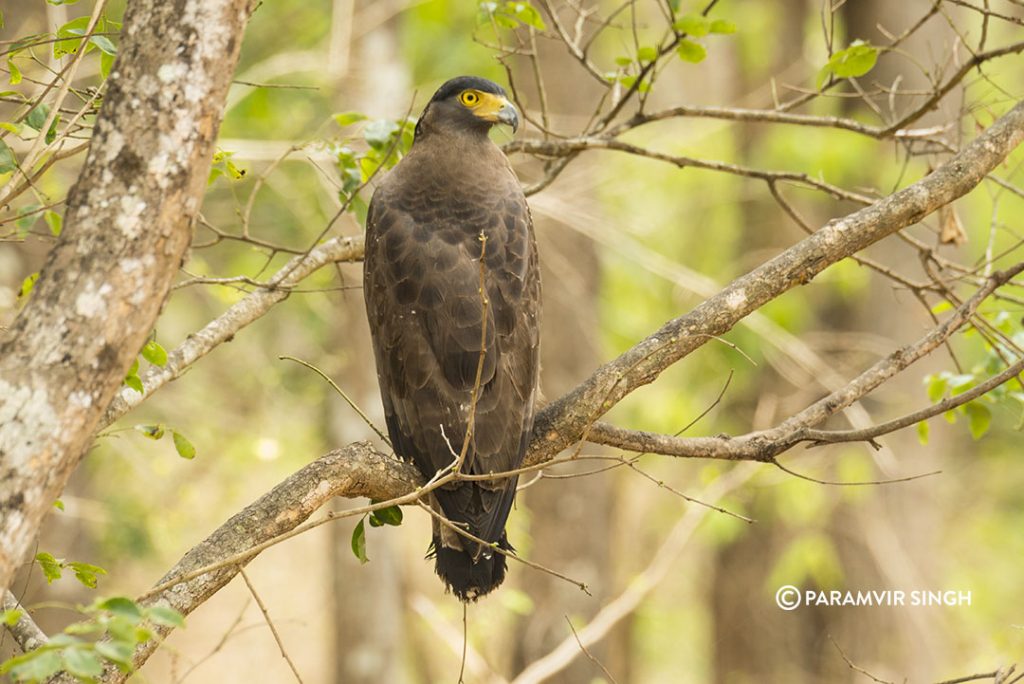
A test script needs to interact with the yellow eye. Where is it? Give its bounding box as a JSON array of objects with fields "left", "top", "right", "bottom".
[{"left": 459, "top": 90, "right": 480, "bottom": 106}]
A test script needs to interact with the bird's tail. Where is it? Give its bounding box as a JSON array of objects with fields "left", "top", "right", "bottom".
[{"left": 433, "top": 534, "right": 512, "bottom": 602}]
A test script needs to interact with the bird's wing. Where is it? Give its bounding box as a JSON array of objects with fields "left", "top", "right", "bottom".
[{"left": 364, "top": 184, "right": 539, "bottom": 539}]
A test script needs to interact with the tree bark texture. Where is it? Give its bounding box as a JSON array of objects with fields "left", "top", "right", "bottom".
[{"left": 0, "top": 0, "right": 254, "bottom": 592}]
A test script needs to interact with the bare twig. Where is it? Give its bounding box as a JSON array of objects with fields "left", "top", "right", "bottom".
[{"left": 239, "top": 569, "right": 304, "bottom": 684}]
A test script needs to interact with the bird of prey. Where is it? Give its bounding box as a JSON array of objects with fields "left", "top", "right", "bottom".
[{"left": 363, "top": 76, "right": 540, "bottom": 601}]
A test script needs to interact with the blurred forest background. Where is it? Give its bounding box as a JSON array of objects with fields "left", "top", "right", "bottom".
[{"left": 2, "top": 0, "right": 1024, "bottom": 682}]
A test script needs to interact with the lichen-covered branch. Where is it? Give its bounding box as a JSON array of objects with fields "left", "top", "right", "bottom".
[
  {"left": 525, "top": 98, "right": 1024, "bottom": 466},
  {"left": 2, "top": 590, "right": 48, "bottom": 654},
  {"left": 0, "top": 0, "right": 255, "bottom": 592}
]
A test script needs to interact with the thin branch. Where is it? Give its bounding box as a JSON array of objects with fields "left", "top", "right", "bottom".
[
  {"left": 565, "top": 616, "right": 618, "bottom": 684},
  {"left": 239, "top": 568, "right": 304, "bottom": 684}
]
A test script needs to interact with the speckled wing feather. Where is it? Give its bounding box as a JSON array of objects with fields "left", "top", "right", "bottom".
[{"left": 363, "top": 145, "right": 540, "bottom": 548}]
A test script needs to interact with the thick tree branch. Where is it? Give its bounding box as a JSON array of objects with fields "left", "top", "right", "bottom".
[
  {"left": 525, "top": 98, "right": 1024, "bottom": 467},
  {"left": 50, "top": 442, "right": 419, "bottom": 683},
  {"left": 0, "top": 0, "right": 255, "bottom": 592},
  {"left": 585, "top": 262, "right": 1024, "bottom": 459},
  {"left": 2, "top": 590, "right": 48, "bottom": 654}
]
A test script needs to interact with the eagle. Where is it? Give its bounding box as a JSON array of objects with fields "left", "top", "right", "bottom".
[{"left": 363, "top": 76, "right": 541, "bottom": 601}]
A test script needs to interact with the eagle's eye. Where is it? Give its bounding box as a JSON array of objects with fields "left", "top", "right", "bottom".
[{"left": 458, "top": 90, "right": 481, "bottom": 106}]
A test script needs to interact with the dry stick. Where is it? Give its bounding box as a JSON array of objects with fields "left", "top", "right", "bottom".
[
  {"left": 771, "top": 458, "right": 941, "bottom": 487},
  {"left": 827, "top": 633, "right": 895, "bottom": 684},
  {"left": 414, "top": 500, "right": 590, "bottom": 596},
  {"left": 936, "top": 671, "right": 1009, "bottom": 684},
  {"left": 506, "top": 136, "right": 872, "bottom": 203},
  {"left": 510, "top": 466, "right": 750, "bottom": 684},
  {"left": 795, "top": 356, "right": 1024, "bottom": 447},
  {"left": 279, "top": 354, "right": 390, "bottom": 445},
  {"left": 455, "top": 232, "right": 491, "bottom": 472},
  {"left": 565, "top": 616, "right": 618, "bottom": 684},
  {"left": 173, "top": 597, "right": 251, "bottom": 684},
  {"left": 239, "top": 569, "right": 304, "bottom": 684},
  {"left": 458, "top": 603, "right": 468, "bottom": 684},
  {"left": 409, "top": 595, "right": 506, "bottom": 684}
]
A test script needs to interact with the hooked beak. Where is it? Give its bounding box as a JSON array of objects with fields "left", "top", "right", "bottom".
[
  {"left": 475, "top": 93, "right": 520, "bottom": 133},
  {"left": 495, "top": 101, "right": 520, "bottom": 133}
]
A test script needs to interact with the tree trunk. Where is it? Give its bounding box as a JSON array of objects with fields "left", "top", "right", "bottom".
[{"left": 0, "top": 0, "right": 254, "bottom": 592}]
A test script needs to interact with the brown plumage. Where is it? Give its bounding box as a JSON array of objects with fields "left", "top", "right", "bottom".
[{"left": 363, "top": 76, "right": 540, "bottom": 601}]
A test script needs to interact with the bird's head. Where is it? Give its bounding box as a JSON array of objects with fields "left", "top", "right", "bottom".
[{"left": 415, "top": 76, "right": 519, "bottom": 140}]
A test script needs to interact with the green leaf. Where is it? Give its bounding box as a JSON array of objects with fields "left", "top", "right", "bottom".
[
  {"left": 36, "top": 552, "right": 63, "bottom": 583},
  {"left": 676, "top": 39, "right": 707, "bottom": 63},
  {"left": 636, "top": 46, "right": 658, "bottom": 62},
  {"left": 351, "top": 518, "right": 369, "bottom": 564},
  {"left": 363, "top": 119, "right": 400, "bottom": 151},
  {"left": 18, "top": 272, "right": 39, "bottom": 299},
  {"left": 333, "top": 111, "right": 368, "bottom": 127},
  {"left": 45, "top": 114, "right": 61, "bottom": 144},
  {"left": 916, "top": 420, "right": 929, "bottom": 445},
  {"left": 54, "top": 498, "right": 65, "bottom": 511},
  {"left": 96, "top": 597, "right": 142, "bottom": 621},
  {"left": 966, "top": 402, "right": 992, "bottom": 440},
  {"left": 948, "top": 373, "right": 975, "bottom": 395},
  {"left": 54, "top": 16, "right": 92, "bottom": 59},
  {"left": 44, "top": 210, "right": 63, "bottom": 236},
  {"left": 146, "top": 605, "right": 185, "bottom": 628},
  {"left": 817, "top": 40, "right": 878, "bottom": 89},
  {"left": 134, "top": 424, "right": 165, "bottom": 440},
  {"left": 831, "top": 40, "right": 879, "bottom": 78},
  {"left": 709, "top": 18, "right": 737, "bottom": 34},
  {"left": 925, "top": 374, "right": 948, "bottom": 403},
  {"left": 172, "top": 431, "right": 196, "bottom": 459},
  {"left": 63, "top": 647, "right": 104, "bottom": 678},
  {"left": 124, "top": 374, "right": 144, "bottom": 393},
  {"left": 1, "top": 609, "right": 22, "bottom": 627},
  {"left": 64, "top": 620, "right": 104, "bottom": 635},
  {"left": 100, "top": 50, "right": 115, "bottom": 79},
  {"left": 930, "top": 300, "right": 953, "bottom": 314},
  {"left": 5, "top": 649, "right": 62, "bottom": 680},
  {"left": 141, "top": 340, "right": 168, "bottom": 366},
  {"left": 509, "top": 1, "right": 546, "bottom": 30},
  {"left": 370, "top": 505, "right": 403, "bottom": 527},
  {"left": 0, "top": 138, "right": 17, "bottom": 173},
  {"left": 7, "top": 57, "right": 21, "bottom": 85},
  {"left": 618, "top": 75, "right": 649, "bottom": 93},
  {"left": 674, "top": 14, "right": 711, "bottom": 37},
  {"left": 89, "top": 35, "right": 117, "bottom": 56},
  {"left": 25, "top": 104, "right": 49, "bottom": 131},
  {"left": 95, "top": 640, "right": 135, "bottom": 667},
  {"left": 15, "top": 204, "right": 40, "bottom": 236},
  {"left": 68, "top": 561, "right": 107, "bottom": 589}
]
